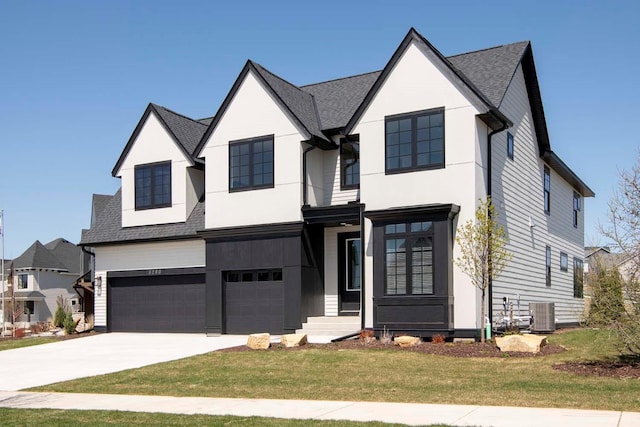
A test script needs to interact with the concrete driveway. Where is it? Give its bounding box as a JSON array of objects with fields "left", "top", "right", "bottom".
[{"left": 0, "top": 333, "right": 249, "bottom": 391}]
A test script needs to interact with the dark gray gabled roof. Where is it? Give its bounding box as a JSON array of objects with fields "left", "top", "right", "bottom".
[
  {"left": 13, "top": 241, "right": 68, "bottom": 271},
  {"left": 448, "top": 41, "right": 529, "bottom": 108},
  {"left": 152, "top": 104, "right": 208, "bottom": 156},
  {"left": 44, "top": 238, "right": 81, "bottom": 274},
  {"left": 198, "top": 116, "right": 214, "bottom": 125},
  {"left": 301, "top": 71, "right": 382, "bottom": 131},
  {"left": 112, "top": 103, "right": 207, "bottom": 177},
  {"left": 91, "top": 194, "right": 112, "bottom": 227},
  {"left": 79, "top": 189, "right": 204, "bottom": 246}
]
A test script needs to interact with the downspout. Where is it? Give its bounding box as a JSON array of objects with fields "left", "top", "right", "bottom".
[
  {"left": 486, "top": 120, "right": 509, "bottom": 330},
  {"left": 359, "top": 202, "right": 366, "bottom": 331}
]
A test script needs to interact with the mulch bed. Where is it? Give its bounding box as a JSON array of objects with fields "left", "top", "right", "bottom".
[
  {"left": 553, "top": 359, "right": 640, "bottom": 379},
  {"left": 218, "top": 337, "right": 567, "bottom": 358}
]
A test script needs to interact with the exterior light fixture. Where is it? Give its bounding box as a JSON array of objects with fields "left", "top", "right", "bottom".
[{"left": 95, "top": 276, "right": 102, "bottom": 296}]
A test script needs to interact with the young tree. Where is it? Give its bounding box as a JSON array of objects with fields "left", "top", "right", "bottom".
[
  {"left": 454, "top": 198, "right": 512, "bottom": 342},
  {"left": 600, "top": 155, "right": 640, "bottom": 355}
]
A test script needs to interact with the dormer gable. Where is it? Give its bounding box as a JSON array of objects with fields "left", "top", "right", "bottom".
[{"left": 114, "top": 104, "right": 206, "bottom": 227}]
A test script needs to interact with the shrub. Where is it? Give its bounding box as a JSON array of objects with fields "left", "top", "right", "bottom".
[
  {"left": 54, "top": 295, "right": 71, "bottom": 328},
  {"left": 30, "top": 321, "right": 50, "bottom": 334},
  {"left": 63, "top": 312, "right": 77, "bottom": 335},
  {"left": 431, "top": 334, "right": 446, "bottom": 344}
]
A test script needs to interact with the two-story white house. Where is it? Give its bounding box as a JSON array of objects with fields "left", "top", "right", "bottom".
[{"left": 80, "top": 28, "right": 593, "bottom": 338}]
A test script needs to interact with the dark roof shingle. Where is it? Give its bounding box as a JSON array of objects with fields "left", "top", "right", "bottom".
[
  {"left": 80, "top": 189, "right": 204, "bottom": 246},
  {"left": 152, "top": 104, "right": 208, "bottom": 157}
]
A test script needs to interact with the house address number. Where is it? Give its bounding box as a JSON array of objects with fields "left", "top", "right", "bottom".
[{"left": 147, "top": 269, "right": 163, "bottom": 276}]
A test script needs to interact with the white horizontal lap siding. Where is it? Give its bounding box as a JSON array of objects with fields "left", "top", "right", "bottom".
[
  {"left": 118, "top": 113, "right": 192, "bottom": 227},
  {"left": 201, "top": 71, "right": 305, "bottom": 229},
  {"left": 352, "top": 40, "right": 487, "bottom": 330},
  {"left": 323, "top": 149, "right": 359, "bottom": 206},
  {"left": 491, "top": 65, "right": 584, "bottom": 325},
  {"left": 93, "top": 239, "right": 205, "bottom": 328},
  {"left": 323, "top": 225, "right": 360, "bottom": 316}
]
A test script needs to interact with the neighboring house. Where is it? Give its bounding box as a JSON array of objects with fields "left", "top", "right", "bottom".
[
  {"left": 0, "top": 238, "right": 87, "bottom": 323},
  {"left": 80, "top": 28, "right": 593, "bottom": 338}
]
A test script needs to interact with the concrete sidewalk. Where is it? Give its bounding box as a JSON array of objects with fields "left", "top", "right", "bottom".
[{"left": 0, "top": 391, "right": 638, "bottom": 427}]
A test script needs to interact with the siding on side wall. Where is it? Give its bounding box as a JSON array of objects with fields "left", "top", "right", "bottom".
[
  {"left": 491, "top": 64, "right": 585, "bottom": 325},
  {"left": 323, "top": 225, "right": 360, "bottom": 316},
  {"left": 322, "top": 150, "right": 359, "bottom": 206},
  {"left": 93, "top": 239, "right": 205, "bottom": 328}
]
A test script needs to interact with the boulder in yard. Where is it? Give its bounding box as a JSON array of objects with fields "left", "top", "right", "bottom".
[
  {"left": 281, "top": 333, "right": 307, "bottom": 348},
  {"left": 495, "top": 334, "right": 547, "bottom": 353},
  {"left": 247, "top": 333, "right": 271, "bottom": 350},
  {"left": 394, "top": 335, "right": 421, "bottom": 347}
]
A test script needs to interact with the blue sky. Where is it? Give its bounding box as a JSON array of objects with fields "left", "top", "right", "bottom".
[{"left": 0, "top": 0, "right": 638, "bottom": 258}]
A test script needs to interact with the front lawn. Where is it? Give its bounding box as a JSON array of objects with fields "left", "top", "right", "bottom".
[
  {"left": 33, "top": 329, "right": 640, "bottom": 411},
  {"left": 0, "top": 337, "right": 58, "bottom": 351},
  {"left": 0, "top": 408, "right": 439, "bottom": 427}
]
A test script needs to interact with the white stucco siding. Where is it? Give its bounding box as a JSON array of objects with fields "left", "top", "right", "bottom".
[
  {"left": 353, "top": 41, "right": 488, "bottom": 330},
  {"left": 117, "top": 113, "right": 193, "bottom": 227},
  {"left": 201, "top": 71, "right": 306, "bottom": 229},
  {"left": 92, "top": 239, "right": 205, "bottom": 327},
  {"left": 491, "top": 65, "right": 585, "bottom": 325}
]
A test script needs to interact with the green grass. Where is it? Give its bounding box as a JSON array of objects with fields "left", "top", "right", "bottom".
[
  {"left": 0, "top": 408, "right": 449, "bottom": 426},
  {"left": 0, "top": 337, "right": 58, "bottom": 351},
  {"left": 32, "top": 329, "right": 640, "bottom": 412}
]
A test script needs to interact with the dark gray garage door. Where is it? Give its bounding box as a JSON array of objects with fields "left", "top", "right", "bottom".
[
  {"left": 109, "top": 274, "right": 205, "bottom": 333},
  {"left": 224, "top": 271, "right": 284, "bottom": 334}
]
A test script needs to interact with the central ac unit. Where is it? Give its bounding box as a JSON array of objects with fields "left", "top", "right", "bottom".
[{"left": 530, "top": 302, "right": 555, "bottom": 333}]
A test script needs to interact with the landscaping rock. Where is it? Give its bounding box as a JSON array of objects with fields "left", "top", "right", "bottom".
[
  {"left": 247, "top": 333, "right": 271, "bottom": 350},
  {"left": 495, "top": 334, "right": 547, "bottom": 353},
  {"left": 394, "top": 335, "right": 421, "bottom": 347},
  {"left": 281, "top": 333, "right": 307, "bottom": 348}
]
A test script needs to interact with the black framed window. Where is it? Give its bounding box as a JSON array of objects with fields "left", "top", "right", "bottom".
[
  {"left": 135, "top": 161, "right": 171, "bottom": 210},
  {"left": 340, "top": 138, "right": 359, "bottom": 189},
  {"left": 573, "top": 258, "right": 584, "bottom": 298},
  {"left": 573, "top": 191, "right": 581, "bottom": 228},
  {"left": 385, "top": 108, "right": 444, "bottom": 173},
  {"left": 385, "top": 221, "right": 433, "bottom": 295},
  {"left": 560, "top": 252, "right": 568, "bottom": 272},
  {"left": 17, "top": 274, "right": 28, "bottom": 289},
  {"left": 224, "top": 268, "right": 282, "bottom": 282},
  {"left": 543, "top": 166, "right": 551, "bottom": 214},
  {"left": 545, "top": 245, "right": 551, "bottom": 287},
  {"left": 229, "top": 135, "right": 274, "bottom": 191},
  {"left": 507, "top": 132, "right": 514, "bottom": 160}
]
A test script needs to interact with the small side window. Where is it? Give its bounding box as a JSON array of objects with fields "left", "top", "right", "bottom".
[
  {"left": 507, "top": 132, "right": 514, "bottom": 160},
  {"left": 560, "top": 252, "right": 568, "bottom": 272}
]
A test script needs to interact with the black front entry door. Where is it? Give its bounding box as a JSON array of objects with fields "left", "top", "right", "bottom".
[{"left": 338, "top": 232, "right": 361, "bottom": 315}]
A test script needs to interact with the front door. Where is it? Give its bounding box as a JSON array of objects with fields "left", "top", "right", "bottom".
[{"left": 338, "top": 232, "right": 361, "bottom": 315}]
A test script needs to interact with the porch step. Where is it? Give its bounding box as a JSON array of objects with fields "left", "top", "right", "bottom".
[{"left": 296, "top": 316, "right": 361, "bottom": 337}]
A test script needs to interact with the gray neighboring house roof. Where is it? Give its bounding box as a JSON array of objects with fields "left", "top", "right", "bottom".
[
  {"left": 79, "top": 189, "right": 204, "bottom": 246},
  {"left": 44, "top": 238, "right": 81, "bottom": 274},
  {"left": 12, "top": 241, "right": 68, "bottom": 272}
]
